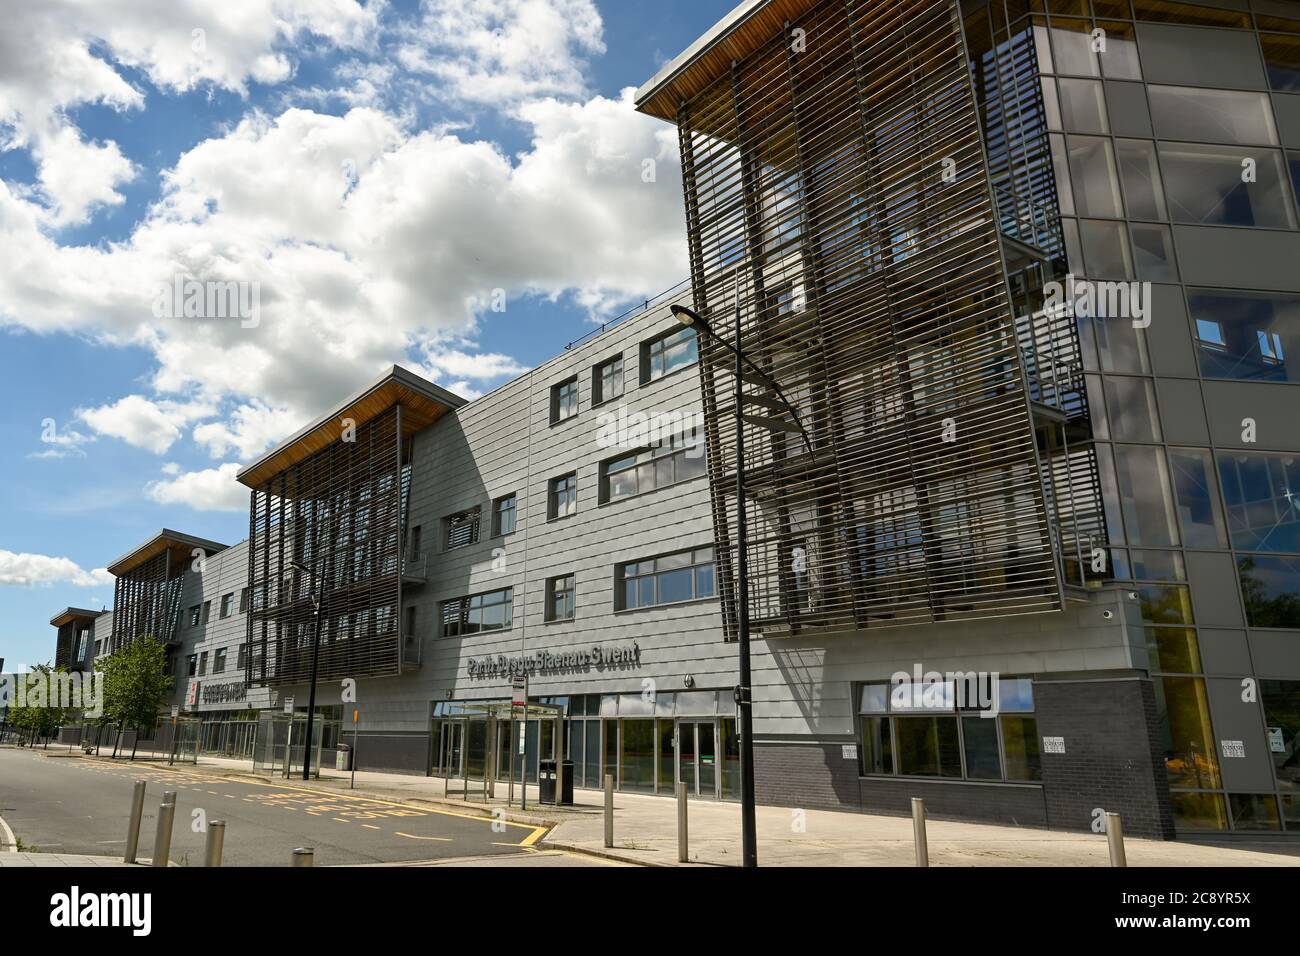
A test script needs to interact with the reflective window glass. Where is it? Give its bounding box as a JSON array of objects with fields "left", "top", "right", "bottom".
[
  {"left": 1159, "top": 143, "right": 1297, "bottom": 229},
  {"left": 1068, "top": 136, "right": 1123, "bottom": 217},
  {"left": 1147, "top": 85, "right": 1278, "bottom": 145},
  {"left": 1116, "top": 139, "right": 1166, "bottom": 220},
  {"left": 1218, "top": 452, "right": 1300, "bottom": 553},
  {"left": 1167, "top": 447, "right": 1229, "bottom": 549},
  {"left": 1189, "top": 289, "right": 1300, "bottom": 384},
  {"left": 1238, "top": 555, "right": 1300, "bottom": 629}
]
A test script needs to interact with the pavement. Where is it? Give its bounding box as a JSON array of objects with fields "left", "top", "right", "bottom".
[
  {"left": 5, "top": 747, "right": 1299, "bottom": 867},
  {"left": 149, "top": 752, "right": 1300, "bottom": 867}
]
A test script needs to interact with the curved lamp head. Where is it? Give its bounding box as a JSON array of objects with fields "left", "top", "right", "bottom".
[{"left": 670, "top": 304, "right": 712, "bottom": 334}]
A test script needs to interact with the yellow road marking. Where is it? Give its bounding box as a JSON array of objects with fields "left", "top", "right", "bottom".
[
  {"left": 518, "top": 826, "right": 547, "bottom": 847},
  {"left": 362, "top": 824, "right": 381, "bottom": 830}
]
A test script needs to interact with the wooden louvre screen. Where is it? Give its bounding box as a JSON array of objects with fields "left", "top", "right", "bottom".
[
  {"left": 674, "top": 0, "right": 1064, "bottom": 639},
  {"left": 246, "top": 405, "right": 407, "bottom": 685}
]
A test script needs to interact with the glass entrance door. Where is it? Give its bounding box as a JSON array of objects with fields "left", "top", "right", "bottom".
[{"left": 677, "top": 720, "right": 720, "bottom": 798}]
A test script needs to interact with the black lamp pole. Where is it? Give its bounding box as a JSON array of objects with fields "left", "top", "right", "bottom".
[
  {"left": 293, "top": 560, "right": 324, "bottom": 781},
  {"left": 670, "top": 298, "right": 812, "bottom": 870}
]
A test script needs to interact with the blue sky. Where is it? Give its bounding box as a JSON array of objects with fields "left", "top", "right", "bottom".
[{"left": 0, "top": 0, "right": 734, "bottom": 671}]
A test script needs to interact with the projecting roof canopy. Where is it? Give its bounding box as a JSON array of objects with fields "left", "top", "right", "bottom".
[
  {"left": 235, "top": 365, "right": 467, "bottom": 490},
  {"left": 107, "top": 529, "right": 230, "bottom": 577},
  {"left": 49, "top": 607, "right": 102, "bottom": 628},
  {"left": 634, "top": 0, "right": 821, "bottom": 121}
]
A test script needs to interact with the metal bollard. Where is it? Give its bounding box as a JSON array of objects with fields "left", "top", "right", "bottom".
[
  {"left": 1105, "top": 812, "right": 1127, "bottom": 867},
  {"left": 603, "top": 774, "right": 614, "bottom": 848},
  {"left": 912, "top": 797, "right": 929, "bottom": 868},
  {"left": 123, "top": 780, "right": 146, "bottom": 864},
  {"left": 292, "top": 847, "right": 314, "bottom": 867},
  {"left": 151, "top": 791, "right": 177, "bottom": 868},
  {"left": 204, "top": 820, "right": 226, "bottom": 867},
  {"left": 677, "top": 781, "right": 689, "bottom": 863}
]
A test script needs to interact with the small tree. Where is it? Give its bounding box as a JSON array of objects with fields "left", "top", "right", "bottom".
[
  {"left": 5, "top": 664, "right": 70, "bottom": 748},
  {"left": 99, "top": 636, "right": 173, "bottom": 760}
]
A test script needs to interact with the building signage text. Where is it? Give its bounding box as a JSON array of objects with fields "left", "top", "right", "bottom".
[
  {"left": 468, "top": 643, "right": 641, "bottom": 679},
  {"left": 201, "top": 681, "right": 247, "bottom": 705}
]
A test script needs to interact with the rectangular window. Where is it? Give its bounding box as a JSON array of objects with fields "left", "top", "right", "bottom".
[
  {"left": 405, "top": 605, "right": 417, "bottom": 638},
  {"left": 187, "top": 654, "right": 198, "bottom": 677},
  {"left": 1263, "top": 32, "right": 1300, "bottom": 92},
  {"left": 1218, "top": 451, "right": 1300, "bottom": 553},
  {"left": 896, "top": 716, "right": 963, "bottom": 777},
  {"left": 642, "top": 326, "right": 698, "bottom": 383},
  {"left": 1167, "top": 448, "right": 1229, "bottom": 549},
  {"left": 1189, "top": 289, "right": 1300, "bottom": 384},
  {"left": 493, "top": 494, "right": 517, "bottom": 536},
  {"left": 239, "top": 587, "right": 250, "bottom": 613},
  {"left": 1001, "top": 715, "right": 1042, "bottom": 781},
  {"left": 551, "top": 376, "right": 579, "bottom": 423},
  {"left": 237, "top": 643, "right": 247, "bottom": 670},
  {"left": 1147, "top": 85, "right": 1278, "bottom": 146},
  {"left": 189, "top": 605, "right": 201, "bottom": 627},
  {"left": 593, "top": 355, "right": 624, "bottom": 405},
  {"left": 1056, "top": 77, "right": 1108, "bottom": 134},
  {"left": 444, "top": 508, "right": 481, "bottom": 550},
  {"left": 200, "top": 601, "right": 211, "bottom": 625},
  {"left": 1158, "top": 143, "right": 1297, "bottom": 229},
  {"left": 861, "top": 716, "right": 893, "bottom": 774},
  {"left": 600, "top": 430, "right": 706, "bottom": 503},
  {"left": 1066, "top": 135, "right": 1122, "bottom": 218},
  {"left": 1113, "top": 444, "right": 1180, "bottom": 547},
  {"left": 1261, "top": 680, "right": 1300, "bottom": 792},
  {"left": 549, "top": 473, "right": 577, "bottom": 520},
  {"left": 546, "top": 574, "right": 576, "bottom": 622},
  {"left": 220, "top": 593, "right": 234, "bottom": 619},
  {"left": 213, "top": 647, "right": 227, "bottom": 675},
  {"left": 1238, "top": 555, "right": 1300, "bottom": 629},
  {"left": 1155, "top": 676, "right": 1221, "bottom": 789},
  {"left": 441, "top": 588, "right": 513, "bottom": 637},
  {"left": 198, "top": 651, "right": 208, "bottom": 677},
  {"left": 1103, "top": 376, "right": 1161, "bottom": 442},
  {"left": 1116, "top": 139, "right": 1166, "bottom": 220},
  {"left": 617, "top": 547, "right": 715, "bottom": 610}
]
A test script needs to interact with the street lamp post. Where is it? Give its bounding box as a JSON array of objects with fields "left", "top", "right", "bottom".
[
  {"left": 670, "top": 297, "right": 812, "bottom": 870},
  {"left": 292, "top": 560, "right": 325, "bottom": 782}
]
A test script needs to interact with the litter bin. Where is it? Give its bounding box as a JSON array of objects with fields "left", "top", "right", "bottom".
[
  {"left": 538, "top": 759, "right": 575, "bottom": 806},
  {"left": 336, "top": 744, "right": 351, "bottom": 771}
]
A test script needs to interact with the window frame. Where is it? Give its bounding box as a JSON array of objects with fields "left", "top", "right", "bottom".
[
  {"left": 546, "top": 573, "right": 577, "bottom": 623},
  {"left": 593, "top": 354, "right": 625, "bottom": 405},
  {"left": 441, "top": 587, "right": 515, "bottom": 637},
  {"left": 640, "top": 326, "right": 699, "bottom": 384},
  {"left": 549, "top": 472, "right": 578, "bottom": 521},
  {"left": 492, "top": 493, "right": 518, "bottom": 536},
  {"left": 444, "top": 507, "right": 482, "bottom": 551},
  {"left": 616, "top": 546, "right": 716, "bottom": 611},
  {"left": 551, "top": 375, "right": 580, "bottom": 424}
]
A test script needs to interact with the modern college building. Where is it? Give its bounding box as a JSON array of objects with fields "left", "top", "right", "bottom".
[{"left": 53, "top": 0, "right": 1300, "bottom": 838}]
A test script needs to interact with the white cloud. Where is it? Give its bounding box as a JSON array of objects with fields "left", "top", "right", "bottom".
[
  {"left": 0, "top": 89, "right": 685, "bottom": 429},
  {"left": 397, "top": 0, "right": 605, "bottom": 106},
  {"left": 0, "top": 0, "right": 380, "bottom": 224},
  {"left": 78, "top": 395, "right": 217, "bottom": 455},
  {"left": 145, "top": 463, "right": 248, "bottom": 512},
  {"left": 192, "top": 401, "right": 301, "bottom": 460},
  {"left": 0, "top": 549, "right": 113, "bottom": 587},
  {"left": 0, "top": 0, "right": 689, "bottom": 461}
]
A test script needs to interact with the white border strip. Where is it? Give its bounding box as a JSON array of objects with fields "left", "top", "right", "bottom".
[{"left": 0, "top": 813, "right": 17, "bottom": 853}]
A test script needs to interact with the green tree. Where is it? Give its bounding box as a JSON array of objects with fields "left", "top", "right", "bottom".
[
  {"left": 5, "top": 664, "right": 71, "bottom": 748},
  {"left": 98, "top": 636, "right": 173, "bottom": 760}
]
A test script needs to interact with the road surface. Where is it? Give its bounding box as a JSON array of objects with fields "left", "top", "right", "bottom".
[{"left": 0, "top": 747, "right": 606, "bottom": 867}]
